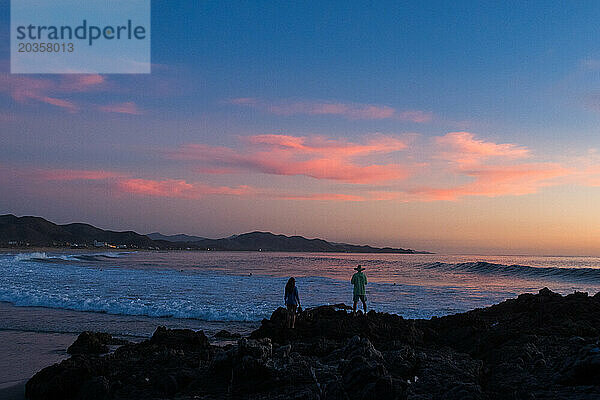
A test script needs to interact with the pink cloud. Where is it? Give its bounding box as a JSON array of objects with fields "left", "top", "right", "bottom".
[
  {"left": 7, "top": 131, "right": 600, "bottom": 204},
  {"left": 435, "top": 131, "right": 530, "bottom": 166},
  {"left": 0, "top": 74, "right": 78, "bottom": 112},
  {"left": 39, "top": 169, "right": 125, "bottom": 181},
  {"left": 0, "top": 164, "right": 258, "bottom": 200},
  {"left": 277, "top": 191, "right": 402, "bottom": 202},
  {"left": 261, "top": 159, "right": 408, "bottom": 183},
  {"left": 229, "top": 98, "right": 432, "bottom": 122},
  {"left": 2, "top": 163, "right": 399, "bottom": 202},
  {"left": 118, "top": 179, "right": 193, "bottom": 197},
  {"left": 58, "top": 74, "right": 105, "bottom": 91},
  {"left": 117, "top": 178, "right": 254, "bottom": 199},
  {"left": 170, "top": 134, "right": 410, "bottom": 184},
  {"left": 34, "top": 96, "right": 79, "bottom": 113},
  {"left": 246, "top": 133, "right": 407, "bottom": 155},
  {"left": 277, "top": 193, "right": 368, "bottom": 201},
  {"left": 0, "top": 73, "right": 139, "bottom": 114},
  {"left": 0, "top": 163, "right": 395, "bottom": 203},
  {"left": 410, "top": 163, "right": 571, "bottom": 200},
  {"left": 29, "top": 169, "right": 254, "bottom": 199},
  {"left": 399, "top": 133, "right": 571, "bottom": 200},
  {"left": 0, "top": 165, "right": 125, "bottom": 183},
  {"left": 98, "top": 102, "right": 143, "bottom": 115},
  {"left": 568, "top": 164, "right": 600, "bottom": 186}
]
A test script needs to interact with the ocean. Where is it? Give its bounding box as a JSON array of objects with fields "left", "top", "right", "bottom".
[
  {"left": 3, "top": 250, "right": 600, "bottom": 324},
  {"left": 3, "top": 250, "right": 600, "bottom": 389}
]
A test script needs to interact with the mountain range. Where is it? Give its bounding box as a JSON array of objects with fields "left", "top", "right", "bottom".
[
  {"left": 0, "top": 214, "right": 429, "bottom": 253},
  {"left": 0, "top": 214, "right": 156, "bottom": 248},
  {"left": 147, "top": 232, "right": 207, "bottom": 242}
]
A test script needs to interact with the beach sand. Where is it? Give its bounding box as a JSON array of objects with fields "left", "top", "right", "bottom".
[
  {"left": 0, "top": 382, "right": 26, "bottom": 400},
  {"left": 0, "top": 330, "right": 76, "bottom": 400},
  {"left": 0, "top": 301, "right": 259, "bottom": 399}
]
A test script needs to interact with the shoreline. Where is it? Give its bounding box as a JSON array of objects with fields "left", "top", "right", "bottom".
[
  {"left": 18, "top": 288, "right": 600, "bottom": 399},
  {"left": 0, "top": 329, "right": 75, "bottom": 399},
  {"left": 4, "top": 246, "right": 600, "bottom": 261},
  {"left": 0, "top": 301, "right": 259, "bottom": 398},
  {"left": 0, "top": 246, "right": 433, "bottom": 255},
  {"left": 0, "top": 381, "right": 26, "bottom": 400}
]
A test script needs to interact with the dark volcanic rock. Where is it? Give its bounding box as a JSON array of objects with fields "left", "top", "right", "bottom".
[
  {"left": 79, "top": 376, "right": 111, "bottom": 400},
  {"left": 27, "top": 289, "right": 600, "bottom": 399},
  {"left": 340, "top": 336, "right": 402, "bottom": 399},
  {"left": 67, "top": 331, "right": 128, "bottom": 355},
  {"left": 149, "top": 325, "right": 210, "bottom": 349},
  {"left": 26, "top": 357, "right": 97, "bottom": 400},
  {"left": 561, "top": 344, "right": 600, "bottom": 385},
  {"left": 251, "top": 304, "right": 422, "bottom": 349},
  {"left": 27, "top": 327, "right": 213, "bottom": 400},
  {"left": 214, "top": 329, "right": 242, "bottom": 339}
]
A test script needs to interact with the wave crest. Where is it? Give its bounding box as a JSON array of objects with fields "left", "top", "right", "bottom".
[
  {"left": 422, "top": 261, "right": 600, "bottom": 283},
  {"left": 12, "top": 252, "right": 125, "bottom": 263}
]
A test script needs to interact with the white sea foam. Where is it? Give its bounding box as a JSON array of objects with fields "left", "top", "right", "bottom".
[
  {"left": 2, "top": 253, "right": 310, "bottom": 321},
  {"left": 12, "top": 252, "right": 51, "bottom": 262},
  {"left": 2, "top": 252, "right": 600, "bottom": 321},
  {"left": 11, "top": 252, "right": 126, "bottom": 263}
]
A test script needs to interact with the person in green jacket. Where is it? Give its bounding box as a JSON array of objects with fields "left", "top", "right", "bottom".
[{"left": 351, "top": 265, "right": 367, "bottom": 315}]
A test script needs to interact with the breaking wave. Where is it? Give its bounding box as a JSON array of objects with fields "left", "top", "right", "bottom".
[
  {"left": 421, "top": 261, "right": 600, "bottom": 283},
  {"left": 3, "top": 252, "right": 600, "bottom": 321},
  {"left": 12, "top": 252, "right": 126, "bottom": 263}
]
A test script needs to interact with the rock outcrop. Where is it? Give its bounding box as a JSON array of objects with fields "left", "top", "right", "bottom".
[
  {"left": 67, "top": 332, "right": 129, "bottom": 355},
  {"left": 26, "top": 288, "right": 600, "bottom": 399}
]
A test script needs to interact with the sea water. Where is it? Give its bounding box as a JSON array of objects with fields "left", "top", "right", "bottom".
[{"left": 2, "top": 250, "right": 600, "bottom": 327}]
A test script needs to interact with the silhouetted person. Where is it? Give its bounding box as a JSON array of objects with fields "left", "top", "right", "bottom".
[
  {"left": 351, "top": 265, "right": 367, "bottom": 315},
  {"left": 284, "top": 277, "right": 301, "bottom": 328}
]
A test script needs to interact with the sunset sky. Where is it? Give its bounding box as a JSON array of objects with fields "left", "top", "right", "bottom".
[{"left": 2, "top": 2, "right": 600, "bottom": 255}]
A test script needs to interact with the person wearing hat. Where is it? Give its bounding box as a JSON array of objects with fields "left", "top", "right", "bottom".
[{"left": 351, "top": 265, "right": 368, "bottom": 315}]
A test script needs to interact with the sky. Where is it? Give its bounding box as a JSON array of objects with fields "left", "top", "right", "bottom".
[{"left": 1, "top": 1, "right": 600, "bottom": 255}]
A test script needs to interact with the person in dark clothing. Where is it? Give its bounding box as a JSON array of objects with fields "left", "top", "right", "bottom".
[
  {"left": 351, "top": 265, "right": 368, "bottom": 315},
  {"left": 284, "top": 277, "right": 301, "bottom": 328}
]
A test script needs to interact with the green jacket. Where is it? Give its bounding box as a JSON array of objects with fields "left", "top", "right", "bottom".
[{"left": 351, "top": 271, "right": 367, "bottom": 295}]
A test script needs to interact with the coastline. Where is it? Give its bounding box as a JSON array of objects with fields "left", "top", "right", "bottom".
[
  {"left": 18, "top": 288, "right": 600, "bottom": 399},
  {"left": 5, "top": 250, "right": 600, "bottom": 398},
  {"left": 0, "top": 382, "right": 26, "bottom": 400},
  {"left": 0, "top": 247, "right": 140, "bottom": 254},
  {"left": 0, "top": 301, "right": 259, "bottom": 399},
  {"left": 0, "top": 330, "right": 75, "bottom": 400},
  {"left": 0, "top": 246, "right": 432, "bottom": 255}
]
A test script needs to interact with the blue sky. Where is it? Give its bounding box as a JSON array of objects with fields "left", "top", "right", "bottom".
[
  {"left": 151, "top": 1, "right": 600, "bottom": 138},
  {"left": 2, "top": 1, "right": 600, "bottom": 254}
]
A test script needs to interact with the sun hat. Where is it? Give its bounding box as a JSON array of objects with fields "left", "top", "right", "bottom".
[{"left": 354, "top": 265, "right": 365, "bottom": 271}]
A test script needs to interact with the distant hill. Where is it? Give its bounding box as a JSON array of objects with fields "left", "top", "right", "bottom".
[
  {"left": 0, "top": 214, "right": 156, "bottom": 248},
  {"left": 189, "top": 231, "right": 427, "bottom": 253},
  {"left": 147, "top": 232, "right": 207, "bottom": 242},
  {"left": 0, "top": 214, "right": 430, "bottom": 253}
]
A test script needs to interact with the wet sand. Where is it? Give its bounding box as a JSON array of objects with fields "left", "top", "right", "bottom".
[
  {"left": 0, "top": 330, "right": 76, "bottom": 400},
  {"left": 0, "top": 381, "right": 26, "bottom": 400},
  {"left": 0, "top": 301, "right": 259, "bottom": 398}
]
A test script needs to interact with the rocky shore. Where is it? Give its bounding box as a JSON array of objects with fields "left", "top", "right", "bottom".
[{"left": 26, "top": 288, "right": 600, "bottom": 399}]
